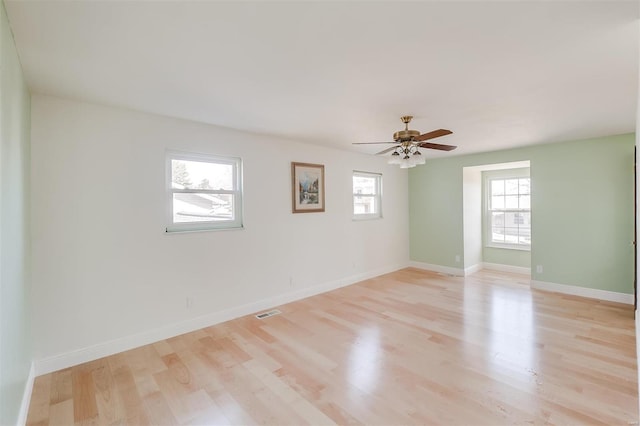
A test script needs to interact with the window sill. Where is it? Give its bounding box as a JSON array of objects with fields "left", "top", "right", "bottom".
[
  {"left": 166, "top": 224, "right": 244, "bottom": 234},
  {"left": 353, "top": 215, "right": 382, "bottom": 221},
  {"left": 486, "top": 243, "right": 531, "bottom": 251}
]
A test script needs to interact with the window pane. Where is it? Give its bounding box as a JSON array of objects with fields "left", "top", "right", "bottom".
[
  {"left": 492, "top": 228, "right": 505, "bottom": 242},
  {"left": 520, "top": 212, "right": 531, "bottom": 225},
  {"left": 491, "top": 180, "right": 504, "bottom": 195},
  {"left": 504, "top": 212, "right": 519, "bottom": 227},
  {"left": 354, "top": 195, "right": 377, "bottom": 214},
  {"left": 505, "top": 179, "right": 519, "bottom": 195},
  {"left": 491, "top": 212, "right": 504, "bottom": 226},
  {"left": 504, "top": 228, "right": 519, "bottom": 244},
  {"left": 172, "top": 159, "right": 233, "bottom": 190},
  {"left": 173, "top": 193, "right": 233, "bottom": 223},
  {"left": 519, "top": 235, "right": 531, "bottom": 245},
  {"left": 505, "top": 195, "right": 518, "bottom": 209},
  {"left": 519, "top": 178, "right": 530, "bottom": 195},
  {"left": 519, "top": 194, "right": 530, "bottom": 209},
  {"left": 492, "top": 196, "right": 504, "bottom": 209},
  {"left": 353, "top": 176, "right": 377, "bottom": 195}
]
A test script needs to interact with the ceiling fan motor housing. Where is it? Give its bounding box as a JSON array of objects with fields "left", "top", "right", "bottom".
[{"left": 393, "top": 129, "right": 420, "bottom": 142}]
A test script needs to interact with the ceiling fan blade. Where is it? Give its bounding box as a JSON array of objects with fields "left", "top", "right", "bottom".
[
  {"left": 353, "top": 141, "right": 397, "bottom": 145},
  {"left": 418, "top": 142, "right": 457, "bottom": 151},
  {"left": 414, "top": 129, "right": 452, "bottom": 142},
  {"left": 375, "top": 146, "right": 400, "bottom": 155}
]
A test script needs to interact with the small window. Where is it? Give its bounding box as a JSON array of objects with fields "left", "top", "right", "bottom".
[
  {"left": 166, "top": 151, "right": 243, "bottom": 232},
  {"left": 487, "top": 177, "right": 530, "bottom": 248},
  {"left": 353, "top": 171, "right": 382, "bottom": 220}
]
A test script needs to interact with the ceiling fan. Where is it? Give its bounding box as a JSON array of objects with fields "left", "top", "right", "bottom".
[{"left": 354, "top": 116, "right": 456, "bottom": 168}]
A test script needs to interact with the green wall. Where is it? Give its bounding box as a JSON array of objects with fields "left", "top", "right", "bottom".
[
  {"left": 483, "top": 247, "right": 530, "bottom": 268},
  {"left": 409, "top": 133, "right": 635, "bottom": 294},
  {"left": 0, "top": 1, "right": 32, "bottom": 424}
]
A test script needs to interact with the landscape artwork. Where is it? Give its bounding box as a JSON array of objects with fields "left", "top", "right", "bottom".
[{"left": 291, "top": 162, "right": 325, "bottom": 213}]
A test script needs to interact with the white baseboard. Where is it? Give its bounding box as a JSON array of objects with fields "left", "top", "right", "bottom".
[
  {"left": 409, "top": 261, "right": 529, "bottom": 277},
  {"left": 34, "top": 263, "right": 406, "bottom": 376},
  {"left": 482, "top": 262, "right": 531, "bottom": 275},
  {"left": 17, "top": 362, "right": 35, "bottom": 426},
  {"left": 531, "top": 280, "right": 634, "bottom": 305},
  {"left": 464, "top": 263, "right": 483, "bottom": 276},
  {"left": 408, "top": 261, "right": 464, "bottom": 276}
]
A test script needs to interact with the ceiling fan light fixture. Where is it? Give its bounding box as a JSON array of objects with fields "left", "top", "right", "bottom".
[
  {"left": 412, "top": 150, "right": 426, "bottom": 165},
  {"left": 388, "top": 151, "right": 402, "bottom": 165}
]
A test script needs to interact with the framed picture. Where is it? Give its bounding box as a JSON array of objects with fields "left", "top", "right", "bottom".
[{"left": 291, "top": 162, "right": 325, "bottom": 213}]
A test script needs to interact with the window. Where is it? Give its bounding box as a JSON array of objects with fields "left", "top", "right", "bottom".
[
  {"left": 487, "top": 177, "right": 530, "bottom": 248},
  {"left": 353, "top": 171, "right": 382, "bottom": 219},
  {"left": 166, "top": 151, "right": 242, "bottom": 232}
]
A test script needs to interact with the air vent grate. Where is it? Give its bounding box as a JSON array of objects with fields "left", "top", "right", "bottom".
[{"left": 255, "top": 309, "right": 282, "bottom": 319}]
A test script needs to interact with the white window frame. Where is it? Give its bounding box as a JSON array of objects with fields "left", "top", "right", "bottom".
[
  {"left": 166, "top": 151, "right": 243, "bottom": 233},
  {"left": 352, "top": 171, "right": 382, "bottom": 220},
  {"left": 485, "top": 172, "right": 531, "bottom": 251}
]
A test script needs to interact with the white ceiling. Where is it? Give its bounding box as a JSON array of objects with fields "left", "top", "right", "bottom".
[{"left": 5, "top": 1, "right": 639, "bottom": 157}]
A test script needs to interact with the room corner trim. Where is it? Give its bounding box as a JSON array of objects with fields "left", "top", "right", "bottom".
[
  {"left": 531, "top": 279, "right": 634, "bottom": 305},
  {"left": 17, "top": 361, "right": 35, "bottom": 426},
  {"left": 464, "top": 263, "right": 483, "bottom": 275},
  {"left": 33, "top": 263, "right": 407, "bottom": 376}
]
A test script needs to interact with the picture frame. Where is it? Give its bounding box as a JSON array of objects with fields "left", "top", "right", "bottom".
[{"left": 291, "top": 162, "right": 325, "bottom": 213}]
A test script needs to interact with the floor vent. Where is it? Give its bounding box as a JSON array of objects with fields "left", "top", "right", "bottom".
[{"left": 255, "top": 309, "right": 282, "bottom": 319}]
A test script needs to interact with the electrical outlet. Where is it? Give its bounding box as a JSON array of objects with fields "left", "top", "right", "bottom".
[
  {"left": 536, "top": 265, "right": 543, "bottom": 274},
  {"left": 455, "top": 255, "right": 461, "bottom": 263},
  {"left": 186, "top": 297, "right": 193, "bottom": 309},
  {"left": 289, "top": 276, "right": 293, "bottom": 287}
]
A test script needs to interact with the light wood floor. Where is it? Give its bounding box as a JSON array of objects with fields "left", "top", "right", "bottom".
[{"left": 27, "top": 268, "right": 638, "bottom": 425}]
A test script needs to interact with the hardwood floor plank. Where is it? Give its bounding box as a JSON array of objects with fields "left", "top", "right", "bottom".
[
  {"left": 49, "top": 368, "right": 72, "bottom": 406},
  {"left": 48, "top": 398, "right": 74, "bottom": 426},
  {"left": 141, "top": 391, "right": 179, "bottom": 426},
  {"left": 91, "top": 360, "right": 122, "bottom": 425},
  {"left": 71, "top": 366, "right": 98, "bottom": 423},
  {"left": 28, "top": 374, "right": 52, "bottom": 425},
  {"left": 26, "top": 268, "right": 638, "bottom": 425}
]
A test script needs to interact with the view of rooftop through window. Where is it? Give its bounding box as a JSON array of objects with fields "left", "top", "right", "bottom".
[
  {"left": 167, "top": 154, "right": 242, "bottom": 231},
  {"left": 171, "top": 160, "right": 235, "bottom": 223}
]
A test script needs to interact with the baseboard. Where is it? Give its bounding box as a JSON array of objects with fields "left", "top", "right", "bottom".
[
  {"left": 17, "top": 362, "right": 35, "bottom": 426},
  {"left": 531, "top": 280, "right": 634, "bottom": 305},
  {"left": 412, "top": 261, "right": 528, "bottom": 277},
  {"left": 464, "top": 263, "right": 483, "bottom": 276},
  {"left": 482, "top": 262, "right": 531, "bottom": 275},
  {"left": 34, "top": 263, "right": 406, "bottom": 376},
  {"left": 408, "top": 261, "right": 464, "bottom": 276}
]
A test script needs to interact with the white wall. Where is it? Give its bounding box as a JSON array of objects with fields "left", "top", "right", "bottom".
[
  {"left": 462, "top": 167, "right": 482, "bottom": 272},
  {"left": 0, "top": 1, "right": 32, "bottom": 424},
  {"left": 30, "top": 95, "right": 410, "bottom": 372}
]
